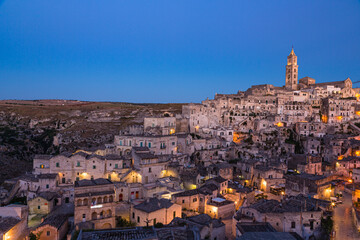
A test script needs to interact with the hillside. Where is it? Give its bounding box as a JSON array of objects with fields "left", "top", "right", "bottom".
[{"left": 0, "top": 100, "right": 184, "bottom": 183}]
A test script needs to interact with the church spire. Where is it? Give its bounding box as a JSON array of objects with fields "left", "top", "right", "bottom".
[
  {"left": 285, "top": 47, "right": 298, "bottom": 90},
  {"left": 290, "top": 45, "right": 295, "bottom": 55}
]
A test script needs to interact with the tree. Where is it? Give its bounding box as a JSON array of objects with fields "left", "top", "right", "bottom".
[
  {"left": 116, "top": 216, "right": 136, "bottom": 227},
  {"left": 321, "top": 216, "right": 333, "bottom": 235},
  {"left": 29, "top": 231, "right": 42, "bottom": 240}
]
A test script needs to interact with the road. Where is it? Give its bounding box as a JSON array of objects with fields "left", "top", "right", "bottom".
[{"left": 333, "top": 192, "right": 360, "bottom": 239}]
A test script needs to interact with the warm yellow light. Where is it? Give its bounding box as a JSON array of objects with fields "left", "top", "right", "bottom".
[
  {"left": 281, "top": 191, "right": 285, "bottom": 195},
  {"left": 356, "top": 111, "right": 360, "bottom": 116},
  {"left": 82, "top": 172, "right": 88, "bottom": 176},
  {"left": 275, "top": 122, "right": 284, "bottom": 127},
  {"left": 262, "top": 180, "right": 267, "bottom": 187},
  {"left": 189, "top": 184, "right": 197, "bottom": 190},
  {"left": 321, "top": 115, "right": 328, "bottom": 123},
  {"left": 336, "top": 116, "right": 343, "bottom": 121},
  {"left": 349, "top": 179, "right": 353, "bottom": 183},
  {"left": 5, "top": 234, "right": 10, "bottom": 240},
  {"left": 331, "top": 202, "right": 335, "bottom": 206},
  {"left": 338, "top": 155, "right": 344, "bottom": 160},
  {"left": 355, "top": 151, "right": 360, "bottom": 157},
  {"left": 169, "top": 128, "right": 175, "bottom": 135}
]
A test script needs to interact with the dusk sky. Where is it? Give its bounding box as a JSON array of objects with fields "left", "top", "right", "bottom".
[{"left": 1, "top": 0, "right": 360, "bottom": 103}]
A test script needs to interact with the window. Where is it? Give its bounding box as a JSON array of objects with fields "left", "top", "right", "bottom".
[
  {"left": 83, "top": 214, "right": 86, "bottom": 218},
  {"left": 173, "top": 211, "right": 176, "bottom": 218},
  {"left": 291, "top": 221, "right": 296, "bottom": 228},
  {"left": 46, "top": 184, "right": 49, "bottom": 189},
  {"left": 172, "top": 142, "right": 175, "bottom": 146},
  {"left": 193, "top": 198, "right": 197, "bottom": 202},
  {"left": 148, "top": 143, "right": 151, "bottom": 148},
  {"left": 153, "top": 218, "right": 156, "bottom": 225},
  {"left": 93, "top": 165, "right": 96, "bottom": 169},
  {"left": 132, "top": 212, "right": 135, "bottom": 218},
  {"left": 77, "top": 161, "right": 80, "bottom": 167},
  {"left": 119, "top": 140, "right": 122, "bottom": 146},
  {"left": 137, "top": 216, "right": 140, "bottom": 223},
  {"left": 149, "top": 168, "right": 152, "bottom": 173},
  {"left": 56, "top": 162, "right": 59, "bottom": 167},
  {"left": 115, "top": 164, "right": 118, "bottom": 169},
  {"left": 47, "top": 231, "right": 50, "bottom": 236},
  {"left": 40, "top": 164, "right": 44, "bottom": 169},
  {"left": 76, "top": 177, "right": 79, "bottom": 181},
  {"left": 38, "top": 206, "right": 40, "bottom": 209},
  {"left": 182, "top": 200, "right": 185, "bottom": 203},
  {"left": 140, "top": 142, "right": 143, "bottom": 147}
]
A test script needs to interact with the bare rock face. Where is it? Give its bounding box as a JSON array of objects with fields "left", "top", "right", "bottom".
[{"left": 0, "top": 100, "right": 183, "bottom": 183}]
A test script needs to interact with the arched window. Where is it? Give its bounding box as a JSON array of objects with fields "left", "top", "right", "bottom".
[
  {"left": 107, "top": 209, "right": 112, "bottom": 217},
  {"left": 97, "top": 197, "right": 102, "bottom": 204},
  {"left": 77, "top": 199, "right": 82, "bottom": 206},
  {"left": 83, "top": 198, "right": 88, "bottom": 206},
  {"left": 91, "top": 212, "right": 97, "bottom": 220},
  {"left": 109, "top": 195, "right": 113, "bottom": 202},
  {"left": 103, "top": 196, "right": 108, "bottom": 203},
  {"left": 119, "top": 194, "right": 123, "bottom": 201}
]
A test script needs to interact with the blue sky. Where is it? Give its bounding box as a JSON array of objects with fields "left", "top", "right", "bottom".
[{"left": 0, "top": 0, "right": 359, "bottom": 103}]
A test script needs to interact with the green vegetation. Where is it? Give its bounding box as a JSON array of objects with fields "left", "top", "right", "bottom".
[
  {"left": 321, "top": 216, "right": 333, "bottom": 236},
  {"left": 116, "top": 216, "right": 136, "bottom": 227}
]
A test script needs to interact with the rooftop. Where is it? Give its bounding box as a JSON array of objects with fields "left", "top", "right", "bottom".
[
  {"left": 134, "top": 198, "right": 174, "bottom": 213},
  {"left": 236, "top": 222, "right": 276, "bottom": 234},
  {"left": 0, "top": 216, "right": 21, "bottom": 233},
  {"left": 75, "top": 178, "right": 113, "bottom": 187}
]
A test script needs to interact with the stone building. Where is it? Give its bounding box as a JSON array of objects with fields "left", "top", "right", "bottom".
[
  {"left": 144, "top": 117, "right": 176, "bottom": 135},
  {"left": 114, "top": 134, "right": 178, "bottom": 155},
  {"left": 239, "top": 195, "right": 329, "bottom": 239},
  {"left": 74, "top": 178, "right": 116, "bottom": 229},
  {"left": 28, "top": 192, "right": 60, "bottom": 215},
  {"left": 0, "top": 205, "right": 28, "bottom": 240},
  {"left": 131, "top": 197, "right": 181, "bottom": 226},
  {"left": 321, "top": 96, "right": 356, "bottom": 124}
]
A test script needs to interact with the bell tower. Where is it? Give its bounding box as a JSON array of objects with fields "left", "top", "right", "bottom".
[{"left": 285, "top": 47, "right": 298, "bottom": 90}]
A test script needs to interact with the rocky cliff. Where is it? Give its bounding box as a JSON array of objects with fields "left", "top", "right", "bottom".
[{"left": 0, "top": 100, "right": 183, "bottom": 183}]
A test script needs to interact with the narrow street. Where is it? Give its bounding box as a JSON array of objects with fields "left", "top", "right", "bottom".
[{"left": 333, "top": 192, "right": 360, "bottom": 239}]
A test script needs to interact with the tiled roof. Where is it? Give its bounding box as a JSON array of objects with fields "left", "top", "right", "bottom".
[
  {"left": 236, "top": 222, "right": 276, "bottom": 234},
  {"left": 38, "top": 214, "right": 68, "bottom": 229},
  {"left": 0, "top": 217, "right": 21, "bottom": 233},
  {"left": 80, "top": 228, "right": 156, "bottom": 240},
  {"left": 75, "top": 178, "right": 113, "bottom": 187},
  {"left": 37, "top": 192, "right": 59, "bottom": 201},
  {"left": 134, "top": 198, "right": 174, "bottom": 213}
]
